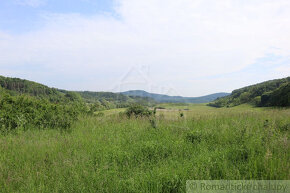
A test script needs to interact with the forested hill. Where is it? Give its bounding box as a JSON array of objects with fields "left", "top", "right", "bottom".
[
  {"left": 0, "top": 75, "right": 65, "bottom": 102},
  {"left": 75, "top": 91, "right": 155, "bottom": 107},
  {"left": 121, "top": 90, "right": 230, "bottom": 103},
  {"left": 208, "top": 76, "right": 290, "bottom": 107},
  {"left": 0, "top": 75, "right": 155, "bottom": 107},
  {"left": 0, "top": 75, "right": 155, "bottom": 132}
]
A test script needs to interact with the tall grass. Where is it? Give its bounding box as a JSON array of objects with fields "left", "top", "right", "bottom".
[{"left": 0, "top": 105, "right": 289, "bottom": 192}]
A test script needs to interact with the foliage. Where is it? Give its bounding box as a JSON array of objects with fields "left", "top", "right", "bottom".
[
  {"left": 0, "top": 75, "right": 155, "bottom": 111},
  {"left": 149, "top": 118, "right": 157, "bottom": 128},
  {"left": 64, "top": 91, "right": 82, "bottom": 102},
  {"left": 88, "top": 101, "right": 105, "bottom": 113},
  {"left": 155, "top": 106, "right": 166, "bottom": 109},
  {"left": 209, "top": 76, "right": 290, "bottom": 107},
  {"left": 260, "top": 83, "right": 290, "bottom": 107},
  {"left": 0, "top": 75, "right": 65, "bottom": 102},
  {"left": 179, "top": 112, "right": 184, "bottom": 117},
  {"left": 125, "top": 104, "right": 152, "bottom": 118},
  {"left": 0, "top": 94, "right": 85, "bottom": 132},
  {"left": 78, "top": 91, "right": 156, "bottom": 108}
]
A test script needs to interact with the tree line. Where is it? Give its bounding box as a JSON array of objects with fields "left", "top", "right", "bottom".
[
  {"left": 0, "top": 75, "right": 155, "bottom": 132},
  {"left": 208, "top": 76, "right": 290, "bottom": 108}
]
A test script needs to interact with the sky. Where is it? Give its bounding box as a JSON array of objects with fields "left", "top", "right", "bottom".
[{"left": 0, "top": 0, "right": 289, "bottom": 97}]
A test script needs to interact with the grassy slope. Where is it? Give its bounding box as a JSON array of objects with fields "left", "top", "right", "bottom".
[{"left": 0, "top": 104, "right": 289, "bottom": 192}]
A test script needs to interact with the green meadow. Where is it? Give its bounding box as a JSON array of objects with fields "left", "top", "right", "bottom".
[{"left": 0, "top": 104, "right": 289, "bottom": 192}]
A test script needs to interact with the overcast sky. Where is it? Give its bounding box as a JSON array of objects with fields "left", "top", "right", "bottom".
[{"left": 0, "top": 0, "right": 289, "bottom": 97}]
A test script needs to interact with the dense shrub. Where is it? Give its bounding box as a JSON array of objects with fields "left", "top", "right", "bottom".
[
  {"left": 155, "top": 106, "right": 166, "bottom": 109},
  {"left": 260, "top": 83, "right": 290, "bottom": 107},
  {"left": 125, "top": 104, "right": 152, "bottom": 118},
  {"left": 0, "top": 94, "right": 83, "bottom": 132},
  {"left": 179, "top": 112, "right": 184, "bottom": 117}
]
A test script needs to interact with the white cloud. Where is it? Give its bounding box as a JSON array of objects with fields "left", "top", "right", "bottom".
[
  {"left": 1, "top": 0, "right": 290, "bottom": 96},
  {"left": 14, "top": 0, "right": 46, "bottom": 7}
]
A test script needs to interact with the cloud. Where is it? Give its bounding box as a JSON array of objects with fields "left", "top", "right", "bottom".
[
  {"left": 14, "top": 0, "right": 46, "bottom": 7},
  {"left": 0, "top": 0, "right": 290, "bottom": 96}
]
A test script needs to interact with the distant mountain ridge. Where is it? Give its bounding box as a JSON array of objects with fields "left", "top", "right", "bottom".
[{"left": 121, "top": 90, "right": 230, "bottom": 103}]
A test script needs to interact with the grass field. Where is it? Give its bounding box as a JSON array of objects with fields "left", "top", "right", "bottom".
[{"left": 0, "top": 104, "right": 289, "bottom": 192}]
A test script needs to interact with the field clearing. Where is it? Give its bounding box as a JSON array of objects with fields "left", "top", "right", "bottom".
[{"left": 0, "top": 104, "right": 289, "bottom": 192}]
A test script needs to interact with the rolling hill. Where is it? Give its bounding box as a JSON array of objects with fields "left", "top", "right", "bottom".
[
  {"left": 0, "top": 75, "right": 65, "bottom": 102},
  {"left": 208, "top": 76, "right": 290, "bottom": 107},
  {"left": 0, "top": 75, "right": 155, "bottom": 107},
  {"left": 121, "top": 90, "right": 230, "bottom": 103}
]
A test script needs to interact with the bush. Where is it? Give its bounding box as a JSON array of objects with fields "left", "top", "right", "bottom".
[
  {"left": 125, "top": 104, "right": 152, "bottom": 118},
  {"left": 0, "top": 94, "right": 82, "bottom": 132},
  {"left": 179, "top": 112, "right": 184, "bottom": 118},
  {"left": 149, "top": 118, "right": 157, "bottom": 128},
  {"left": 155, "top": 106, "right": 166, "bottom": 109}
]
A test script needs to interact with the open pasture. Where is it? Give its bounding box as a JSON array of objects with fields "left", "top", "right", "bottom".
[{"left": 0, "top": 104, "right": 289, "bottom": 192}]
